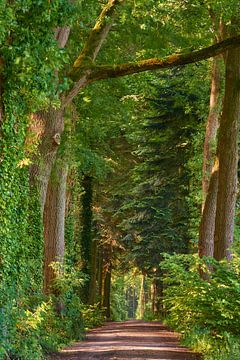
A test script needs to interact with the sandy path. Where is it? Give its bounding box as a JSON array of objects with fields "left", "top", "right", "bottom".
[{"left": 51, "top": 320, "right": 201, "bottom": 360}]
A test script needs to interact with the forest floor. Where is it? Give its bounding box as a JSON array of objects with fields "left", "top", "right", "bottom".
[{"left": 51, "top": 320, "right": 201, "bottom": 360}]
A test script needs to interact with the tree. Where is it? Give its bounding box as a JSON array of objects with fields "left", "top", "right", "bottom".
[{"left": 22, "top": 2, "right": 240, "bottom": 293}]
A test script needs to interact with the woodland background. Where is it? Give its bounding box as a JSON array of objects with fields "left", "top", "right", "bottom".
[{"left": 0, "top": 1, "right": 240, "bottom": 359}]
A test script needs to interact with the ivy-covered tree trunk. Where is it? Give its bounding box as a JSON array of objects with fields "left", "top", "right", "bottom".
[
  {"left": 80, "top": 175, "right": 93, "bottom": 303},
  {"left": 214, "top": 44, "right": 240, "bottom": 261},
  {"left": 43, "top": 162, "right": 68, "bottom": 294}
]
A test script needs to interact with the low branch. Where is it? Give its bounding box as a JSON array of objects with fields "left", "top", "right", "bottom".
[{"left": 69, "top": 34, "right": 240, "bottom": 84}]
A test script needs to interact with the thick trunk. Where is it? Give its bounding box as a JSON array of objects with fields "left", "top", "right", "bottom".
[
  {"left": 199, "top": 159, "right": 219, "bottom": 258},
  {"left": 214, "top": 45, "right": 240, "bottom": 261},
  {"left": 202, "top": 58, "right": 221, "bottom": 205},
  {"left": 30, "top": 108, "right": 65, "bottom": 213},
  {"left": 43, "top": 162, "right": 68, "bottom": 294},
  {"left": 30, "top": 25, "right": 70, "bottom": 212},
  {"left": 199, "top": 56, "right": 222, "bottom": 259}
]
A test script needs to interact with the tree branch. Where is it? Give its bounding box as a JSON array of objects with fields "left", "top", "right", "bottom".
[
  {"left": 69, "top": 34, "right": 240, "bottom": 84},
  {"left": 63, "top": 0, "right": 123, "bottom": 107}
]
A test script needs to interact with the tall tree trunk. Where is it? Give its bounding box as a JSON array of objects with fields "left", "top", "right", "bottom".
[
  {"left": 202, "top": 58, "right": 221, "bottom": 206},
  {"left": 151, "top": 279, "right": 157, "bottom": 315},
  {"left": 214, "top": 44, "right": 240, "bottom": 261},
  {"left": 199, "top": 56, "right": 222, "bottom": 259},
  {"left": 199, "top": 159, "right": 219, "bottom": 259},
  {"left": 43, "top": 162, "right": 68, "bottom": 294},
  {"left": 103, "top": 265, "right": 112, "bottom": 319},
  {"left": 98, "top": 245, "right": 104, "bottom": 304},
  {"left": 30, "top": 27, "right": 70, "bottom": 212},
  {"left": 80, "top": 175, "right": 93, "bottom": 303},
  {"left": 30, "top": 108, "right": 65, "bottom": 213},
  {"left": 139, "top": 274, "right": 146, "bottom": 319},
  {"left": 89, "top": 238, "right": 98, "bottom": 304}
]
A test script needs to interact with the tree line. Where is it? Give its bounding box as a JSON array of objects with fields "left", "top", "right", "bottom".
[{"left": 0, "top": 1, "right": 240, "bottom": 359}]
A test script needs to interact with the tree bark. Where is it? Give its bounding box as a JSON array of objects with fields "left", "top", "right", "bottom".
[
  {"left": 198, "top": 57, "right": 222, "bottom": 259},
  {"left": 43, "top": 162, "right": 68, "bottom": 294},
  {"left": 30, "top": 108, "right": 65, "bottom": 213},
  {"left": 199, "top": 159, "right": 219, "bottom": 259},
  {"left": 202, "top": 58, "right": 221, "bottom": 206},
  {"left": 214, "top": 44, "right": 240, "bottom": 261}
]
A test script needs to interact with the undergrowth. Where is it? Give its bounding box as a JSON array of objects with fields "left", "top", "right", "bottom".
[
  {"left": 0, "top": 263, "right": 106, "bottom": 360},
  {"left": 161, "top": 253, "right": 240, "bottom": 360}
]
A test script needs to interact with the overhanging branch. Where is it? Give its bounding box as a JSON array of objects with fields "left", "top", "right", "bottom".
[{"left": 69, "top": 35, "right": 240, "bottom": 84}]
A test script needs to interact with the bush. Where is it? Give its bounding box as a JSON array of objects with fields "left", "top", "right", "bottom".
[
  {"left": 0, "top": 262, "right": 92, "bottom": 359},
  {"left": 161, "top": 253, "right": 240, "bottom": 360},
  {"left": 81, "top": 303, "right": 106, "bottom": 329}
]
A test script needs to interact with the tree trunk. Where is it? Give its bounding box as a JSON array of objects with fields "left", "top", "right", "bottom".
[
  {"left": 151, "top": 279, "right": 157, "bottom": 315},
  {"left": 30, "top": 26, "right": 70, "bottom": 212},
  {"left": 214, "top": 44, "right": 240, "bottom": 261},
  {"left": 139, "top": 274, "right": 146, "bottom": 319},
  {"left": 199, "top": 56, "right": 222, "bottom": 259},
  {"left": 80, "top": 175, "right": 93, "bottom": 303},
  {"left": 30, "top": 108, "right": 65, "bottom": 213},
  {"left": 202, "top": 58, "right": 221, "bottom": 206},
  {"left": 89, "top": 238, "right": 98, "bottom": 305},
  {"left": 43, "top": 162, "right": 68, "bottom": 294},
  {"left": 199, "top": 159, "right": 219, "bottom": 258},
  {"left": 103, "top": 265, "right": 112, "bottom": 320},
  {"left": 98, "top": 245, "right": 104, "bottom": 304}
]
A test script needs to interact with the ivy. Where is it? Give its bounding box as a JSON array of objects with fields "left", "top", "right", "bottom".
[{"left": 0, "top": 1, "right": 75, "bottom": 357}]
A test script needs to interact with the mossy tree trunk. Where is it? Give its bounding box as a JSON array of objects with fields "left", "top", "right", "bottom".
[{"left": 214, "top": 43, "right": 240, "bottom": 260}]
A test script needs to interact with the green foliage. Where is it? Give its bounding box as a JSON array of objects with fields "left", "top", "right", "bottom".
[
  {"left": 120, "top": 66, "right": 207, "bottom": 274},
  {"left": 81, "top": 304, "right": 106, "bottom": 329},
  {"left": 111, "top": 275, "right": 128, "bottom": 321},
  {"left": 0, "top": 260, "right": 87, "bottom": 359},
  {"left": 0, "top": 2, "right": 76, "bottom": 358},
  {"left": 161, "top": 253, "right": 240, "bottom": 360}
]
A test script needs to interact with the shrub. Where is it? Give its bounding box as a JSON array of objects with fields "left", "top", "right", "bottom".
[{"left": 161, "top": 253, "right": 240, "bottom": 360}]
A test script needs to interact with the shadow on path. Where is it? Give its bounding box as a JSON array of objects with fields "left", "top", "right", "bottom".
[{"left": 52, "top": 320, "right": 202, "bottom": 360}]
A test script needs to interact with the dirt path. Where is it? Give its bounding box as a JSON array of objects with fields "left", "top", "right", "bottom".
[{"left": 52, "top": 320, "right": 201, "bottom": 360}]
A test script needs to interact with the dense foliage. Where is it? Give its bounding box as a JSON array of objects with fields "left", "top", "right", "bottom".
[
  {"left": 0, "top": 1, "right": 240, "bottom": 359},
  {"left": 161, "top": 254, "right": 240, "bottom": 360}
]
